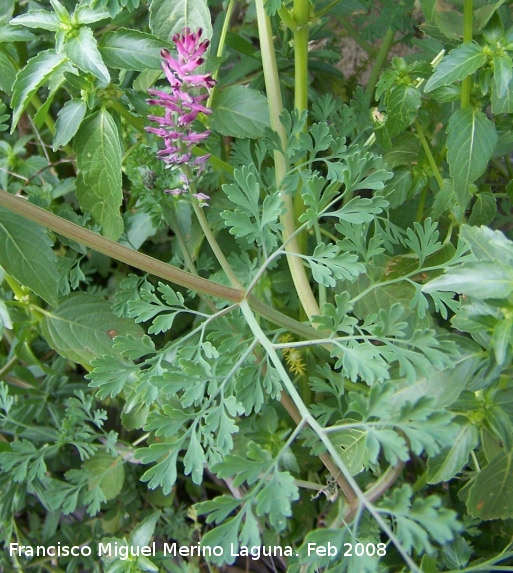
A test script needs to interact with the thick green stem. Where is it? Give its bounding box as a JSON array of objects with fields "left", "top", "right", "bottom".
[
  {"left": 367, "top": 27, "right": 395, "bottom": 99},
  {"left": 255, "top": 0, "right": 320, "bottom": 321},
  {"left": 206, "top": 0, "right": 236, "bottom": 108},
  {"left": 0, "top": 189, "right": 322, "bottom": 339},
  {"left": 461, "top": 0, "right": 473, "bottom": 108},
  {"left": 415, "top": 119, "right": 443, "bottom": 190}
]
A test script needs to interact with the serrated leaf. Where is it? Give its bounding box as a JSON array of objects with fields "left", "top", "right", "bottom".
[
  {"left": 423, "top": 262, "right": 513, "bottom": 299},
  {"left": 211, "top": 86, "right": 270, "bottom": 139},
  {"left": 130, "top": 511, "right": 160, "bottom": 548},
  {"left": 255, "top": 470, "right": 299, "bottom": 531},
  {"left": 64, "top": 26, "right": 110, "bottom": 83},
  {"left": 100, "top": 28, "right": 168, "bottom": 71},
  {"left": 331, "top": 427, "right": 369, "bottom": 475},
  {"left": 0, "top": 206, "right": 59, "bottom": 305},
  {"left": 424, "top": 43, "right": 486, "bottom": 92},
  {"left": 53, "top": 98, "right": 87, "bottom": 150},
  {"left": 467, "top": 450, "right": 513, "bottom": 519},
  {"left": 446, "top": 108, "right": 497, "bottom": 205},
  {"left": 0, "top": 51, "right": 17, "bottom": 94},
  {"left": 427, "top": 422, "right": 478, "bottom": 483},
  {"left": 74, "top": 109, "right": 123, "bottom": 239},
  {"left": 468, "top": 191, "right": 496, "bottom": 226},
  {"left": 10, "top": 10, "right": 60, "bottom": 31},
  {"left": 386, "top": 84, "right": 421, "bottom": 136},
  {"left": 10, "top": 49, "right": 69, "bottom": 132},
  {"left": 41, "top": 293, "right": 143, "bottom": 366},
  {"left": 493, "top": 53, "right": 513, "bottom": 99},
  {"left": 150, "top": 0, "right": 212, "bottom": 42},
  {"left": 137, "top": 441, "right": 183, "bottom": 494},
  {"left": 183, "top": 431, "right": 205, "bottom": 484}
]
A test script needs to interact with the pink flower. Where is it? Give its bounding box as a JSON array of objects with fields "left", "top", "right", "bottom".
[{"left": 146, "top": 28, "right": 214, "bottom": 205}]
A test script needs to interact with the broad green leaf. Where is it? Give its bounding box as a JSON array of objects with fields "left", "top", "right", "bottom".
[
  {"left": 427, "top": 422, "right": 478, "bottom": 483},
  {"left": 424, "top": 43, "right": 486, "bottom": 92},
  {"left": 493, "top": 53, "right": 513, "bottom": 99},
  {"left": 100, "top": 28, "right": 168, "bottom": 71},
  {"left": 423, "top": 262, "right": 513, "bottom": 299},
  {"left": 467, "top": 450, "right": 513, "bottom": 519},
  {"left": 130, "top": 511, "right": 161, "bottom": 547},
  {"left": 10, "top": 49, "right": 69, "bottom": 132},
  {"left": 0, "top": 50, "right": 16, "bottom": 94},
  {"left": 149, "top": 0, "right": 212, "bottom": 42},
  {"left": 211, "top": 86, "right": 270, "bottom": 139},
  {"left": 468, "top": 191, "right": 496, "bottom": 226},
  {"left": 491, "top": 78, "right": 513, "bottom": 113},
  {"left": 331, "top": 426, "right": 369, "bottom": 475},
  {"left": 460, "top": 224, "right": 513, "bottom": 263},
  {"left": 0, "top": 24, "right": 36, "bottom": 42},
  {"left": 53, "top": 98, "right": 87, "bottom": 150},
  {"left": 0, "top": 206, "right": 59, "bottom": 306},
  {"left": 0, "top": 299, "right": 12, "bottom": 330},
  {"left": 391, "top": 337, "right": 482, "bottom": 408},
  {"left": 10, "top": 10, "right": 61, "bottom": 30},
  {"left": 73, "top": 4, "right": 110, "bottom": 24},
  {"left": 64, "top": 26, "right": 110, "bottom": 83},
  {"left": 83, "top": 453, "right": 124, "bottom": 501},
  {"left": 386, "top": 84, "right": 421, "bottom": 136},
  {"left": 446, "top": 108, "right": 497, "bottom": 205},
  {"left": 41, "top": 293, "right": 143, "bottom": 366},
  {"left": 74, "top": 110, "right": 123, "bottom": 240}
]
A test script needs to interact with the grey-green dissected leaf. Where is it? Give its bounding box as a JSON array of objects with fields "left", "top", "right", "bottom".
[
  {"left": 424, "top": 43, "right": 486, "bottom": 92},
  {"left": 53, "top": 98, "right": 87, "bottom": 150},
  {"left": 423, "top": 262, "right": 513, "bottom": 299},
  {"left": 10, "top": 10, "right": 60, "bottom": 31},
  {"left": 467, "top": 450, "right": 513, "bottom": 519},
  {"left": 74, "top": 110, "right": 123, "bottom": 240},
  {"left": 10, "top": 49, "right": 69, "bottom": 132},
  {"left": 64, "top": 27, "right": 110, "bottom": 83},
  {"left": 427, "top": 422, "right": 478, "bottom": 483},
  {"left": 149, "top": 0, "right": 212, "bottom": 42},
  {"left": 211, "top": 86, "right": 270, "bottom": 139},
  {"left": 100, "top": 28, "right": 168, "bottom": 71},
  {"left": 41, "top": 293, "right": 143, "bottom": 366},
  {"left": 446, "top": 108, "right": 497, "bottom": 205},
  {"left": 0, "top": 206, "right": 59, "bottom": 306}
]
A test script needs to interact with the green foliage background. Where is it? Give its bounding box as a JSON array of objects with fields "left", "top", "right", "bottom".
[{"left": 1, "top": 0, "right": 513, "bottom": 572}]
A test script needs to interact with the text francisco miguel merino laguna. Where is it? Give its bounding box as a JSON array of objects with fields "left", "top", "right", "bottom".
[{"left": 8, "top": 541, "right": 337, "bottom": 561}]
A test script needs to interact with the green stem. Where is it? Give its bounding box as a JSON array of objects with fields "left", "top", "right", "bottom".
[
  {"left": 255, "top": 0, "right": 320, "bottom": 321},
  {"left": 415, "top": 119, "right": 444, "bottom": 189},
  {"left": 367, "top": 27, "right": 395, "bottom": 99},
  {"left": 461, "top": 0, "right": 473, "bottom": 108},
  {"left": 239, "top": 299, "right": 421, "bottom": 573},
  {"left": 206, "top": 0, "right": 236, "bottom": 108},
  {"left": 191, "top": 197, "right": 242, "bottom": 288},
  {"left": 0, "top": 188, "right": 319, "bottom": 340}
]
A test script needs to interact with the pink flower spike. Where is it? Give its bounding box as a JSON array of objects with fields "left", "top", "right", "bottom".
[{"left": 165, "top": 188, "right": 183, "bottom": 196}]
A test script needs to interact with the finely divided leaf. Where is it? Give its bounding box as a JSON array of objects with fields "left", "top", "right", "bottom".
[
  {"left": 74, "top": 109, "right": 123, "bottom": 239},
  {"left": 0, "top": 206, "right": 59, "bottom": 305}
]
